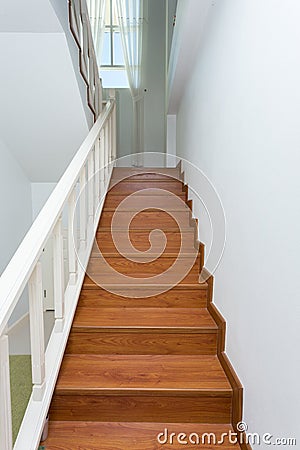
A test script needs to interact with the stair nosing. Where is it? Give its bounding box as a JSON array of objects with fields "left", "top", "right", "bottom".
[
  {"left": 71, "top": 326, "right": 218, "bottom": 333},
  {"left": 81, "top": 283, "right": 208, "bottom": 289},
  {"left": 55, "top": 387, "right": 232, "bottom": 397},
  {"left": 89, "top": 253, "right": 200, "bottom": 258}
]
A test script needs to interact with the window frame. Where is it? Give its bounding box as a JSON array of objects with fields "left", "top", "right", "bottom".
[{"left": 101, "top": 0, "right": 125, "bottom": 69}]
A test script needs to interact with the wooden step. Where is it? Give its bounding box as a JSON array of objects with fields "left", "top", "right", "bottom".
[
  {"left": 86, "top": 255, "right": 200, "bottom": 274},
  {"left": 99, "top": 210, "right": 192, "bottom": 229},
  {"left": 54, "top": 354, "right": 230, "bottom": 393},
  {"left": 42, "top": 421, "right": 241, "bottom": 449},
  {"left": 50, "top": 355, "right": 232, "bottom": 423},
  {"left": 111, "top": 167, "right": 180, "bottom": 180},
  {"left": 66, "top": 308, "right": 218, "bottom": 355},
  {"left": 83, "top": 257, "right": 201, "bottom": 289},
  {"left": 103, "top": 199, "right": 191, "bottom": 212},
  {"left": 82, "top": 274, "right": 206, "bottom": 290},
  {"left": 78, "top": 286, "right": 208, "bottom": 308},
  {"left": 108, "top": 180, "right": 186, "bottom": 195},
  {"left": 72, "top": 307, "right": 215, "bottom": 329},
  {"left": 94, "top": 230, "right": 197, "bottom": 254},
  {"left": 103, "top": 193, "right": 188, "bottom": 210}
]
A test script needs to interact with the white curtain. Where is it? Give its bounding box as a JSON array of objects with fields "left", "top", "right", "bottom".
[
  {"left": 116, "top": 0, "right": 145, "bottom": 159},
  {"left": 86, "top": 0, "right": 106, "bottom": 64}
]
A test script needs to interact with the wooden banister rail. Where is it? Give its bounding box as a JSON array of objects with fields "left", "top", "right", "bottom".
[
  {"left": 0, "top": 94, "right": 117, "bottom": 450},
  {"left": 69, "top": 0, "right": 103, "bottom": 120}
]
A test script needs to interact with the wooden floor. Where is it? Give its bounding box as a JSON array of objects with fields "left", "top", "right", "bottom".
[{"left": 43, "top": 167, "right": 242, "bottom": 449}]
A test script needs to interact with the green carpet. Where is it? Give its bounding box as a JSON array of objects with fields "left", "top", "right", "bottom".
[{"left": 9, "top": 355, "right": 32, "bottom": 444}]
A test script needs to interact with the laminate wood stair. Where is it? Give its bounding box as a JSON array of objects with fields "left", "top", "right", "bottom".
[
  {"left": 42, "top": 167, "right": 244, "bottom": 449},
  {"left": 43, "top": 422, "right": 241, "bottom": 449},
  {"left": 66, "top": 307, "right": 218, "bottom": 355}
]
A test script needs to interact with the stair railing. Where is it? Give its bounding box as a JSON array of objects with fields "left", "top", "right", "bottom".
[
  {"left": 69, "top": 0, "right": 103, "bottom": 119},
  {"left": 0, "top": 91, "right": 117, "bottom": 450}
]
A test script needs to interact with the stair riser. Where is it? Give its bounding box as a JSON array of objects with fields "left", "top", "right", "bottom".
[
  {"left": 108, "top": 181, "right": 185, "bottom": 195},
  {"left": 111, "top": 171, "right": 180, "bottom": 181},
  {"left": 65, "top": 331, "right": 218, "bottom": 355},
  {"left": 87, "top": 256, "right": 200, "bottom": 275},
  {"left": 103, "top": 194, "right": 187, "bottom": 210},
  {"left": 94, "top": 231, "right": 197, "bottom": 254},
  {"left": 78, "top": 289, "right": 208, "bottom": 308},
  {"left": 49, "top": 395, "right": 232, "bottom": 423},
  {"left": 99, "top": 211, "right": 192, "bottom": 229}
]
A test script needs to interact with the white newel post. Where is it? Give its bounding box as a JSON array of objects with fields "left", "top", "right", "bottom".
[
  {"left": 53, "top": 218, "right": 65, "bottom": 332},
  {"left": 88, "top": 149, "right": 95, "bottom": 221},
  {"left": 29, "top": 262, "right": 46, "bottom": 401},
  {"left": 79, "top": 166, "right": 87, "bottom": 250},
  {"left": 68, "top": 187, "right": 77, "bottom": 285},
  {"left": 0, "top": 333, "right": 13, "bottom": 450}
]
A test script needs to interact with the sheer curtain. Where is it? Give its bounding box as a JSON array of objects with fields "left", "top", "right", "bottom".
[
  {"left": 116, "top": 0, "right": 146, "bottom": 160},
  {"left": 87, "top": 0, "right": 106, "bottom": 64}
]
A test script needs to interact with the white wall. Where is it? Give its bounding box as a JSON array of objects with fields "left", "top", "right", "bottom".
[
  {"left": 0, "top": 139, "right": 32, "bottom": 322},
  {"left": 166, "top": 114, "right": 176, "bottom": 167},
  {"left": 144, "top": 0, "right": 166, "bottom": 154},
  {"left": 31, "top": 183, "right": 57, "bottom": 220},
  {"left": 176, "top": 0, "right": 300, "bottom": 447},
  {"left": 0, "top": 32, "right": 90, "bottom": 182},
  {"left": 116, "top": 89, "right": 134, "bottom": 159}
]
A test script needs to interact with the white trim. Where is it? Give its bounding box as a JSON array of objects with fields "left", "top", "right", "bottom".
[{"left": 0, "top": 101, "right": 114, "bottom": 336}]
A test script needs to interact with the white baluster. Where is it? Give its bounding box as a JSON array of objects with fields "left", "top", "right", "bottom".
[
  {"left": 88, "top": 149, "right": 94, "bottom": 220},
  {"left": 79, "top": 166, "right": 87, "bottom": 251},
  {"left": 100, "top": 128, "right": 105, "bottom": 198},
  {"left": 104, "top": 122, "right": 109, "bottom": 184},
  {"left": 28, "top": 262, "right": 46, "bottom": 401},
  {"left": 108, "top": 115, "right": 112, "bottom": 165},
  {"left": 0, "top": 333, "right": 13, "bottom": 450},
  {"left": 53, "top": 218, "right": 65, "bottom": 332},
  {"left": 112, "top": 102, "right": 117, "bottom": 162},
  {"left": 94, "top": 136, "right": 100, "bottom": 214},
  {"left": 68, "top": 187, "right": 77, "bottom": 285}
]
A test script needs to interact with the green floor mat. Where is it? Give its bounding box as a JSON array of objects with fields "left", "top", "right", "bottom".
[{"left": 9, "top": 355, "right": 32, "bottom": 444}]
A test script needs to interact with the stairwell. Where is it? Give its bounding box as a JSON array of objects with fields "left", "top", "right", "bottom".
[{"left": 42, "top": 166, "right": 246, "bottom": 449}]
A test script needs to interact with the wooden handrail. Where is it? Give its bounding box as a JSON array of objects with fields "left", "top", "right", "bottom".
[{"left": 69, "top": 0, "right": 103, "bottom": 120}]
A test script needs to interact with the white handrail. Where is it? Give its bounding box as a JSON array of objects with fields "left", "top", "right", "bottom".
[
  {"left": 0, "top": 93, "right": 117, "bottom": 450},
  {"left": 0, "top": 100, "right": 113, "bottom": 336}
]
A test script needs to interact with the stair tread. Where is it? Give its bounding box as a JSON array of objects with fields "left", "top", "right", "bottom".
[
  {"left": 111, "top": 167, "right": 180, "bottom": 177},
  {"left": 72, "top": 307, "right": 217, "bottom": 330},
  {"left": 55, "top": 355, "right": 232, "bottom": 394},
  {"left": 43, "top": 421, "right": 241, "bottom": 449},
  {"left": 77, "top": 287, "right": 207, "bottom": 309}
]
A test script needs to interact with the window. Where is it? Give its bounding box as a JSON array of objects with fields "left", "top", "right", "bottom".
[{"left": 100, "top": 0, "right": 129, "bottom": 88}]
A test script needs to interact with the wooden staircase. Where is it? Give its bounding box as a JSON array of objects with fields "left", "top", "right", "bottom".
[{"left": 42, "top": 167, "right": 246, "bottom": 449}]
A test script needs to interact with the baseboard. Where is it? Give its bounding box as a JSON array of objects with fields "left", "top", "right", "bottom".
[{"left": 178, "top": 162, "right": 252, "bottom": 449}]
